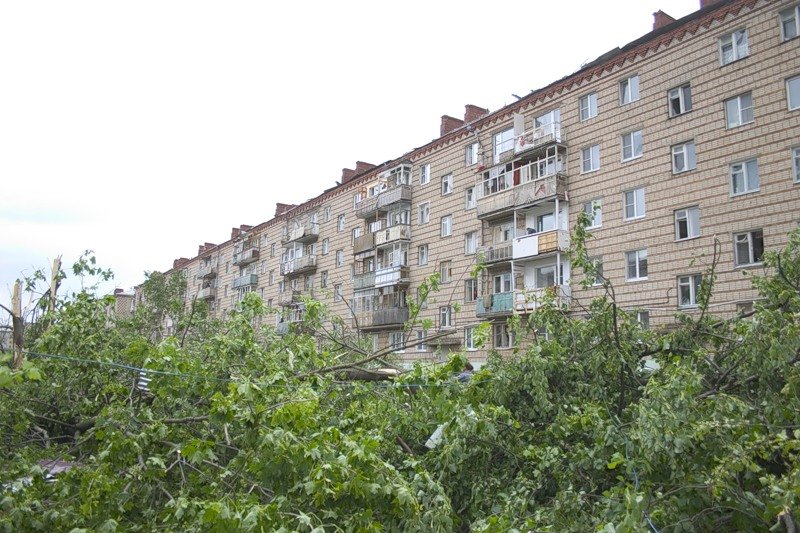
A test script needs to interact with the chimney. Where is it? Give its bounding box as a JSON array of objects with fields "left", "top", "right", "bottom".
[
  {"left": 275, "top": 203, "right": 296, "bottom": 217},
  {"left": 699, "top": 0, "right": 724, "bottom": 9},
  {"left": 114, "top": 288, "right": 124, "bottom": 295},
  {"left": 440, "top": 115, "right": 465, "bottom": 136},
  {"left": 173, "top": 258, "right": 189, "bottom": 269},
  {"left": 198, "top": 244, "right": 206, "bottom": 256},
  {"left": 342, "top": 168, "right": 356, "bottom": 183},
  {"left": 354, "top": 161, "right": 376, "bottom": 175},
  {"left": 653, "top": 10, "right": 676, "bottom": 30},
  {"left": 240, "top": 224, "right": 253, "bottom": 233},
  {"left": 231, "top": 227, "right": 241, "bottom": 240},
  {"left": 464, "top": 104, "right": 489, "bottom": 123}
]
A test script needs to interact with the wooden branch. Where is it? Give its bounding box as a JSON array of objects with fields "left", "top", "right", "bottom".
[
  {"left": 162, "top": 415, "right": 210, "bottom": 425},
  {"left": 395, "top": 435, "right": 414, "bottom": 455}
]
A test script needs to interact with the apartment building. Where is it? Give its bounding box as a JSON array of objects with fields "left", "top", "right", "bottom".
[{"left": 143, "top": 0, "right": 800, "bottom": 365}]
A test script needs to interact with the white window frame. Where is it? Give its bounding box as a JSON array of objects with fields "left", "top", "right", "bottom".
[
  {"left": 621, "top": 130, "right": 643, "bottom": 161},
  {"left": 583, "top": 199, "right": 602, "bottom": 229},
  {"left": 419, "top": 163, "right": 430, "bottom": 185},
  {"left": 719, "top": 28, "right": 749, "bottom": 65},
  {"left": 637, "top": 311, "right": 650, "bottom": 329},
  {"left": 725, "top": 92, "right": 754, "bottom": 128},
  {"left": 730, "top": 158, "right": 759, "bottom": 196},
  {"left": 464, "top": 327, "right": 477, "bottom": 351},
  {"left": 734, "top": 230, "right": 764, "bottom": 266},
  {"left": 416, "top": 330, "right": 427, "bottom": 352},
  {"left": 465, "top": 142, "right": 479, "bottom": 166},
  {"left": 493, "top": 323, "right": 514, "bottom": 349},
  {"left": 418, "top": 244, "right": 428, "bottom": 266},
  {"left": 674, "top": 206, "right": 700, "bottom": 241},
  {"left": 579, "top": 92, "right": 598, "bottom": 121},
  {"left": 418, "top": 202, "right": 430, "bottom": 224},
  {"left": 788, "top": 75, "right": 800, "bottom": 111},
  {"left": 322, "top": 238, "right": 329, "bottom": 255},
  {"left": 441, "top": 215, "right": 452, "bottom": 237},
  {"left": 493, "top": 127, "right": 515, "bottom": 164},
  {"left": 465, "top": 187, "right": 476, "bottom": 210},
  {"left": 590, "top": 257, "right": 604, "bottom": 286},
  {"left": 337, "top": 214, "right": 346, "bottom": 232},
  {"left": 390, "top": 331, "right": 405, "bottom": 353},
  {"left": 439, "top": 306, "right": 453, "bottom": 328},
  {"left": 441, "top": 173, "right": 453, "bottom": 195},
  {"left": 465, "top": 278, "right": 478, "bottom": 303},
  {"left": 625, "top": 249, "right": 648, "bottom": 281},
  {"left": 581, "top": 144, "right": 600, "bottom": 173},
  {"left": 440, "top": 260, "right": 452, "bottom": 283},
  {"left": 671, "top": 140, "right": 697, "bottom": 174},
  {"left": 793, "top": 146, "right": 800, "bottom": 183},
  {"left": 780, "top": 5, "right": 800, "bottom": 41},
  {"left": 335, "top": 250, "right": 344, "bottom": 267},
  {"left": 668, "top": 84, "right": 692, "bottom": 117},
  {"left": 619, "top": 75, "right": 640, "bottom": 105},
  {"left": 678, "top": 274, "right": 703, "bottom": 308},
  {"left": 465, "top": 231, "right": 478, "bottom": 255},
  {"left": 623, "top": 188, "right": 645, "bottom": 220}
]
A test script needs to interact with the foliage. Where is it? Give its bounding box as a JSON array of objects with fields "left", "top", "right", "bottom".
[{"left": 1, "top": 231, "right": 800, "bottom": 531}]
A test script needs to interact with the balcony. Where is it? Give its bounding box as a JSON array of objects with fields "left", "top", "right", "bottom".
[
  {"left": 355, "top": 185, "right": 413, "bottom": 219},
  {"left": 512, "top": 229, "right": 570, "bottom": 260},
  {"left": 476, "top": 292, "right": 514, "bottom": 317},
  {"left": 375, "top": 265, "right": 410, "bottom": 288},
  {"left": 276, "top": 322, "right": 290, "bottom": 335},
  {"left": 514, "top": 122, "right": 563, "bottom": 156},
  {"left": 232, "top": 274, "right": 258, "bottom": 289},
  {"left": 514, "top": 285, "right": 571, "bottom": 313},
  {"left": 232, "top": 248, "right": 260, "bottom": 267},
  {"left": 477, "top": 171, "right": 567, "bottom": 220},
  {"left": 281, "top": 222, "right": 320, "bottom": 244},
  {"left": 479, "top": 243, "right": 513, "bottom": 264},
  {"left": 353, "top": 233, "right": 375, "bottom": 255},
  {"left": 375, "top": 224, "right": 411, "bottom": 246},
  {"left": 353, "top": 271, "right": 376, "bottom": 290},
  {"left": 356, "top": 307, "right": 409, "bottom": 331},
  {"left": 196, "top": 264, "right": 217, "bottom": 279},
  {"left": 280, "top": 254, "right": 317, "bottom": 276},
  {"left": 279, "top": 290, "right": 302, "bottom": 307},
  {"left": 197, "top": 287, "right": 216, "bottom": 300}
]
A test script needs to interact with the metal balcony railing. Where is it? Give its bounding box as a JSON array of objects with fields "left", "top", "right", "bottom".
[
  {"left": 514, "top": 285, "right": 571, "bottom": 313},
  {"left": 353, "top": 233, "right": 375, "bottom": 255},
  {"left": 232, "top": 248, "right": 260, "bottom": 267},
  {"left": 196, "top": 264, "right": 217, "bottom": 279},
  {"left": 356, "top": 307, "right": 410, "bottom": 330},
  {"left": 375, "top": 265, "right": 410, "bottom": 288},
  {"left": 232, "top": 274, "right": 258, "bottom": 289},
  {"left": 197, "top": 287, "right": 216, "bottom": 299},
  {"left": 476, "top": 292, "right": 514, "bottom": 316},
  {"left": 280, "top": 254, "right": 317, "bottom": 276},
  {"left": 281, "top": 222, "right": 320, "bottom": 244},
  {"left": 514, "top": 122, "right": 563, "bottom": 155},
  {"left": 479, "top": 244, "right": 513, "bottom": 264},
  {"left": 353, "top": 271, "right": 376, "bottom": 290},
  {"left": 355, "top": 184, "right": 413, "bottom": 218},
  {"left": 375, "top": 224, "right": 411, "bottom": 246}
]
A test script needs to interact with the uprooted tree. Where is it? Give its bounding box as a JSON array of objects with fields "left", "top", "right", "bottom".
[{"left": 1, "top": 227, "right": 799, "bottom": 531}]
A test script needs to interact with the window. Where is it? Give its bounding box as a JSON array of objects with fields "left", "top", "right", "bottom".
[
  {"left": 464, "top": 327, "right": 477, "bottom": 350},
  {"left": 351, "top": 227, "right": 362, "bottom": 244},
  {"left": 417, "top": 286, "right": 428, "bottom": 309},
  {"left": 725, "top": 92, "right": 754, "bottom": 128},
  {"left": 621, "top": 130, "right": 643, "bottom": 161},
  {"left": 793, "top": 147, "right": 800, "bottom": 183},
  {"left": 418, "top": 244, "right": 428, "bottom": 266},
  {"left": 323, "top": 206, "right": 331, "bottom": 222},
  {"left": 493, "top": 272, "right": 512, "bottom": 293},
  {"left": 734, "top": 230, "right": 764, "bottom": 266},
  {"left": 623, "top": 188, "right": 645, "bottom": 220},
  {"left": 671, "top": 141, "right": 697, "bottom": 173},
  {"left": 304, "top": 275, "right": 314, "bottom": 292},
  {"left": 719, "top": 29, "right": 749, "bottom": 65},
  {"left": 440, "top": 261, "right": 452, "bottom": 283},
  {"left": 335, "top": 250, "right": 344, "bottom": 267},
  {"left": 579, "top": 92, "right": 598, "bottom": 121},
  {"left": 416, "top": 330, "right": 427, "bottom": 352},
  {"left": 439, "top": 306, "right": 453, "bottom": 328},
  {"left": 465, "top": 232, "right": 478, "bottom": 254},
  {"left": 730, "top": 158, "right": 759, "bottom": 195},
  {"left": 465, "top": 278, "right": 478, "bottom": 302},
  {"left": 493, "top": 127, "right": 514, "bottom": 163},
  {"left": 581, "top": 144, "right": 600, "bottom": 173},
  {"left": 334, "top": 284, "right": 343, "bottom": 302},
  {"left": 441, "top": 215, "right": 452, "bottom": 237},
  {"left": 322, "top": 238, "right": 329, "bottom": 254},
  {"left": 466, "top": 142, "right": 479, "bottom": 166},
  {"left": 320, "top": 271, "right": 328, "bottom": 289},
  {"left": 668, "top": 84, "right": 692, "bottom": 117},
  {"left": 780, "top": 5, "right": 800, "bottom": 40},
  {"left": 419, "top": 163, "right": 430, "bottom": 185},
  {"left": 270, "top": 243, "right": 275, "bottom": 258},
  {"left": 625, "top": 249, "right": 648, "bottom": 281},
  {"left": 269, "top": 270, "right": 275, "bottom": 285},
  {"left": 278, "top": 281, "right": 285, "bottom": 293},
  {"left": 678, "top": 274, "right": 703, "bottom": 308},
  {"left": 788, "top": 75, "right": 800, "bottom": 111},
  {"left": 418, "top": 202, "right": 430, "bottom": 224},
  {"left": 675, "top": 206, "right": 700, "bottom": 240},
  {"left": 619, "top": 75, "right": 640, "bottom": 105},
  {"left": 465, "top": 187, "right": 476, "bottom": 209},
  {"left": 637, "top": 311, "right": 650, "bottom": 329},
  {"left": 736, "top": 301, "right": 754, "bottom": 317},
  {"left": 493, "top": 323, "right": 513, "bottom": 349},
  {"left": 337, "top": 214, "right": 346, "bottom": 232},
  {"left": 441, "top": 173, "right": 453, "bottom": 195},
  {"left": 583, "top": 199, "right": 602, "bottom": 229},
  {"left": 389, "top": 331, "right": 404, "bottom": 353}
]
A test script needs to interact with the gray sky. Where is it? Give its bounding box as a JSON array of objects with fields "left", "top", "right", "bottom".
[{"left": 1, "top": 0, "right": 700, "bottom": 307}]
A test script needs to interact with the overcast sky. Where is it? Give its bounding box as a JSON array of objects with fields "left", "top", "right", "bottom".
[{"left": 1, "top": 0, "right": 701, "bottom": 307}]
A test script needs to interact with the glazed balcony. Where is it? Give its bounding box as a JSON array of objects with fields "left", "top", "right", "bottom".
[
  {"left": 375, "top": 265, "right": 410, "bottom": 288},
  {"left": 353, "top": 271, "right": 376, "bottom": 290},
  {"left": 197, "top": 287, "right": 216, "bottom": 300},
  {"left": 196, "top": 264, "right": 217, "bottom": 279},
  {"left": 512, "top": 229, "right": 570, "bottom": 260},
  {"left": 281, "top": 222, "right": 320, "bottom": 245},
  {"left": 353, "top": 233, "right": 375, "bottom": 255},
  {"left": 355, "top": 185, "right": 413, "bottom": 219},
  {"left": 476, "top": 291, "right": 514, "bottom": 317},
  {"left": 232, "top": 274, "right": 258, "bottom": 289},
  {"left": 355, "top": 307, "right": 410, "bottom": 331},
  {"left": 514, "top": 285, "right": 571, "bottom": 313},
  {"left": 514, "top": 122, "right": 563, "bottom": 156},
  {"left": 232, "top": 248, "right": 260, "bottom": 267},
  {"left": 280, "top": 254, "right": 317, "bottom": 277},
  {"left": 477, "top": 168, "right": 567, "bottom": 220},
  {"left": 375, "top": 224, "right": 411, "bottom": 246},
  {"left": 479, "top": 243, "right": 513, "bottom": 264}
]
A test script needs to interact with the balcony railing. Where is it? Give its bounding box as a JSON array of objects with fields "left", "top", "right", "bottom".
[
  {"left": 279, "top": 290, "right": 302, "bottom": 307},
  {"left": 476, "top": 171, "right": 567, "bottom": 219},
  {"left": 275, "top": 322, "right": 290, "bottom": 335},
  {"left": 232, "top": 248, "right": 260, "bottom": 267},
  {"left": 479, "top": 244, "right": 513, "bottom": 264},
  {"left": 514, "top": 122, "right": 563, "bottom": 155},
  {"left": 353, "top": 271, "right": 376, "bottom": 290},
  {"left": 353, "top": 233, "right": 375, "bottom": 255},
  {"left": 232, "top": 274, "right": 258, "bottom": 289},
  {"left": 355, "top": 185, "right": 413, "bottom": 218},
  {"left": 197, "top": 287, "right": 216, "bottom": 300},
  {"left": 196, "top": 264, "right": 217, "bottom": 279},
  {"left": 375, "top": 265, "right": 410, "bottom": 288},
  {"left": 355, "top": 307, "right": 410, "bottom": 330},
  {"left": 355, "top": 196, "right": 379, "bottom": 218},
  {"left": 512, "top": 229, "right": 570, "bottom": 260},
  {"left": 281, "top": 222, "right": 320, "bottom": 244},
  {"left": 375, "top": 224, "right": 411, "bottom": 246},
  {"left": 476, "top": 291, "right": 514, "bottom": 316},
  {"left": 280, "top": 254, "right": 317, "bottom": 276},
  {"left": 514, "top": 285, "right": 571, "bottom": 312}
]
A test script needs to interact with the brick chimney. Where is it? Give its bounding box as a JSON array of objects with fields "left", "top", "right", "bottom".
[
  {"left": 230, "top": 227, "right": 241, "bottom": 240},
  {"left": 464, "top": 105, "right": 489, "bottom": 123},
  {"left": 699, "top": 0, "right": 724, "bottom": 9},
  {"left": 342, "top": 168, "right": 356, "bottom": 183},
  {"left": 198, "top": 244, "right": 206, "bottom": 256},
  {"left": 354, "top": 161, "right": 376, "bottom": 175},
  {"left": 440, "top": 115, "right": 465, "bottom": 136},
  {"left": 173, "top": 258, "right": 190, "bottom": 269},
  {"left": 275, "top": 203, "right": 296, "bottom": 217},
  {"left": 653, "top": 10, "right": 676, "bottom": 29},
  {"left": 239, "top": 224, "right": 252, "bottom": 233}
]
